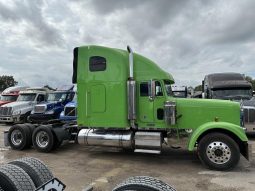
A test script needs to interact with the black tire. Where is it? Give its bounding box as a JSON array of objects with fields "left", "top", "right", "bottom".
[
  {"left": 0, "top": 164, "right": 35, "bottom": 191},
  {"left": 8, "top": 124, "right": 32, "bottom": 150},
  {"left": 198, "top": 132, "right": 240, "bottom": 171},
  {"left": 112, "top": 176, "right": 176, "bottom": 191},
  {"left": 32, "top": 125, "right": 55, "bottom": 152},
  {"left": 9, "top": 157, "right": 54, "bottom": 188}
]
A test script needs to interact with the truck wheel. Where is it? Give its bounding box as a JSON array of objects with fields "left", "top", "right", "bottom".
[
  {"left": 112, "top": 176, "right": 176, "bottom": 191},
  {"left": 8, "top": 124, "right": 31, "bottom": 150},
  {"left": 197, "top": 132, "right": 240, "bottom": 171},
  {"left": 9, "top": 157, "right": 54, "bottom": 188},
  {"left": 0, "top": 164, "right": 35, "bottom": 191},
  {"left": 32, "top": 125, "right": 55, "bottom": 152}
]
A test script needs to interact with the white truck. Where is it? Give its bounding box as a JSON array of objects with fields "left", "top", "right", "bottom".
[{"left": 0, "top": 88, "right": 49, "bottom": 123}]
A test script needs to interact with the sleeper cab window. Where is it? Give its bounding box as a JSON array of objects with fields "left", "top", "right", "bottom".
[
  {"left": 140, "top": 82, "right": 149, "bottom": 97},
  {"left": 89, "top": 56, "right": 106, "bottom": 72}
]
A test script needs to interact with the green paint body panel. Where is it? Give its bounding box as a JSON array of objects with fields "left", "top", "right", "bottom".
[
  {"left": 75, "top": 45, "right": 248, "bottom": 151},
  {"left": 187, "top": 121, "right": 248, "bottom": 151}
]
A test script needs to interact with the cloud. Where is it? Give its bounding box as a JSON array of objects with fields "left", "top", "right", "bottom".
[
  {"left": 0, "top": 0, "right": 63, "bottom": 47},
  {"left": 0, "top": 0, "right": 255, "bottom": 88}
]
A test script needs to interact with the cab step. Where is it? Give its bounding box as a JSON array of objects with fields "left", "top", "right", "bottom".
[{"left": 134, "top": 149, "right": 161, "bottom": 154}]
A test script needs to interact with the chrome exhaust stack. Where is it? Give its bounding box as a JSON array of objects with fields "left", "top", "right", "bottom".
[
  {"left": 127, "top": 46, "right": 136, "bottom": 129},
  {"left": 78, "top": 129, "right": 134, "bottom": 149}
]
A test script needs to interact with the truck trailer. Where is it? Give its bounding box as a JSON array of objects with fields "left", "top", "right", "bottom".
[{"left": 6, "top": 45, "right": 251, "bottom": 171}]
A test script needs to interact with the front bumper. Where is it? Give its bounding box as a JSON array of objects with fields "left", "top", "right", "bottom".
[
  {"left": 0, "top": 116, "right": 14, "bottom": 122},
  {"left": 29, "top": 113, "right": 56, "bottom": 123}
]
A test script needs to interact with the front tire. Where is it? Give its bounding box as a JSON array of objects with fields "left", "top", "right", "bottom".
[{"left": 198, "top": 133, "right": 240, "bottom": 171}]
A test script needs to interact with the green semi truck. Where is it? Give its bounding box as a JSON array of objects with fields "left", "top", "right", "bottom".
[{"left": 6, "top": 45, "right": 251, "bottom": 171}]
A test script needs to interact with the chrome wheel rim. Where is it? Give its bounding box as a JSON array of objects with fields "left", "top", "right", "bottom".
[
  {"left": 11, "top": 129, "right": 23, "bottom": 146},
  {"left": 36, "top": 131, "right": 49, "bottom": 148},
  {"left": 206, "top": 141, "right": 231, "bottom": 164}
]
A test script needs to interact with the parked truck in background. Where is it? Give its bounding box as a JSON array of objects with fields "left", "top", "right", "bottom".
[
  {"left": 202, "top": 73, "right": 255, "bottom": 132},
  {"left": 29, "top": 86, "right": 75, "bottom": 123},
  {"left": 0, "top": 86, "right": 28, "bottom": 106},
  {"left": 59, "top": 95, "right": 77, "bottom": 121},
  {"left": 171, "top": 85, "right": 188, "bottom": 98},
  {"left": 6, "top": 45, "right": 251, "bottom": 171},
  {"left": 0, "top": 88, "right": 48, "bottom": 123}
]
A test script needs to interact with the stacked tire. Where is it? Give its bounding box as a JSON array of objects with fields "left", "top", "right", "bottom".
[
  {"left": 112, "top": 176, "right": 176, "bottom": 191},
  {"left": 0, "top": 157, "right": 53, "bottom": 191}
]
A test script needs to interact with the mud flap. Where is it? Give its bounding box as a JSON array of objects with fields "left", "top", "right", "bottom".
[
  {"left": 4, "top": 130, "right": 9, "bottom": 147},
  {"left": 242, "top": 142, "right": 253, "bottom": 162}
]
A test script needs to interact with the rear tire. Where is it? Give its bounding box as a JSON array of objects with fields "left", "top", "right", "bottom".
[
  {"left": 198, "top": 132, "right": 240, "bottom": 171},
  {"left": 9, "top": 157, "right": 54, "bottom": 188},
  {"left": 32, "top": 125, "right": 55, "bottom": 152},
  {"left": 0, "top": 164, "right": 35, "bottom": 191},
  {"left": 8, "top": 124, "right": 32, "bottom": 150},
  {"left": 112, "top": 176, "right": 176, "bottom": 191}
]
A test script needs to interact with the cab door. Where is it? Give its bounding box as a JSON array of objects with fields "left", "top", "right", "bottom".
[
  {"left": 153, "top": 81, "right": 165, "bottom": 125},
  {"left": 138, "top": 81, "right": 154, "bottom": 123}
]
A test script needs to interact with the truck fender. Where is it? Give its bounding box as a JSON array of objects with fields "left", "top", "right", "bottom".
[
  {"left": 51, "top": 125, "right": 70, "bottom": 142},
  {"left": 187, "top": 122, "right": 248, "bottom": 151}
]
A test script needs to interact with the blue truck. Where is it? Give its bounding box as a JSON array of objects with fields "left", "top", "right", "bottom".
[
  {"left": 59, "top": 98, "right": 77, "bottom": 121},
  {"left": 29, "top": 86, "right": 75, "bottom": 123}
]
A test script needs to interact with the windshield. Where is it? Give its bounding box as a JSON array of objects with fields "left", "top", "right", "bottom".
[
  {"left": 17, "top": 94, "right": 36, "bottom": 101},
  {"left": 164, "top": 80, "right": 173, "bottom": 96},
  {"left": 212, "top": 89, "right": 252, "bottom": 100},
  {"left": 47, "top": 92, "right": 68, "bottom": 102},
  {"left": 0, "top": 95, "right": 18, "bottom": 102}
]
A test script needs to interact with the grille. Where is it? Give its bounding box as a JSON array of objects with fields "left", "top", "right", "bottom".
[
  {"left": 64, "top": 107, "right": 76, "bottom": 116},
  {"left": 34, "top": 105, "right": 46, "bottom": 113},
  {"left": 243, "top": 106, "right": 255, "bottom": 123},
  {"left": 0, "top": 107, "right": 12, "bottom": 116}
]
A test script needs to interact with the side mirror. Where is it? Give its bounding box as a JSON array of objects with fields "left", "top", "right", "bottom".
[
  {"left": 202, "top": 80, "right": 204, "bottom": 92},
  {"left": 148, "top": 80, "right": 156, "bottom": 101}
]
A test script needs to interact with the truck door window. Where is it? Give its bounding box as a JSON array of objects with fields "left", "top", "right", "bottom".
[
  {"left": 155, "top": 81, "right": 163, "bottom": 96},
  {"left": 140, "top": 82, "right": 149, "bottom": 96},
  {"left": 89, "top": 56, "right": 106, "bottom": 72},
  {"left": 37, "top": 94, "right": 45, "bottom": 102}
]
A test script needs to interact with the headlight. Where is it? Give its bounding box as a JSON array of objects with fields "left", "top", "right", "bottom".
[
  {"left": 45, "top": 110, "right": 54, "bottom": 114},
  {"left": 240, "top": 104, "right": 245, "bottom": 129},
  {"left": 12, "top": 110, "right": 21, "bottom": 115}
]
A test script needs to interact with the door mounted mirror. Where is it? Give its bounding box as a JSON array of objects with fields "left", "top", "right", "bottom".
[{"left": 148, "top": 80, "right": 156, "bottom": 101}]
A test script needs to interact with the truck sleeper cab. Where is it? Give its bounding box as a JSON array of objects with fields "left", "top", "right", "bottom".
[
  {"left": 6, "top": 46, "right": 251, "bottom": 171},
  {"left": 72, "top": 45, "right": 250, "bottom": 170}
]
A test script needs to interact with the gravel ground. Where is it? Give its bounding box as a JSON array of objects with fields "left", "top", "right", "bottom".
[{"left": 0, "top": 123, "right": 255, "bottom": 191}]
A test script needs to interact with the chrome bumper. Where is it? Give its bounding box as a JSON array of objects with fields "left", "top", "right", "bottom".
[{"left": 0, "top": 116, "right": 14, "bottom": 122}]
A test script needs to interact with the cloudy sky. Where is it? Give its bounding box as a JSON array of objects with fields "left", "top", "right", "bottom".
[{"left": 0, "top": 0, "right": 255, "bottom": 88}]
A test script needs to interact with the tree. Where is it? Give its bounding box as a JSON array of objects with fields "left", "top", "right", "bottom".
[
  {"left": 194, "top": 85, "right": 202, "bottom": 91},
  {"left": 245, "top": 76, "right": 255, "bottom": 90},
  {"left": 0, "top": 75, "right": 18, "bottom": 91}
]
